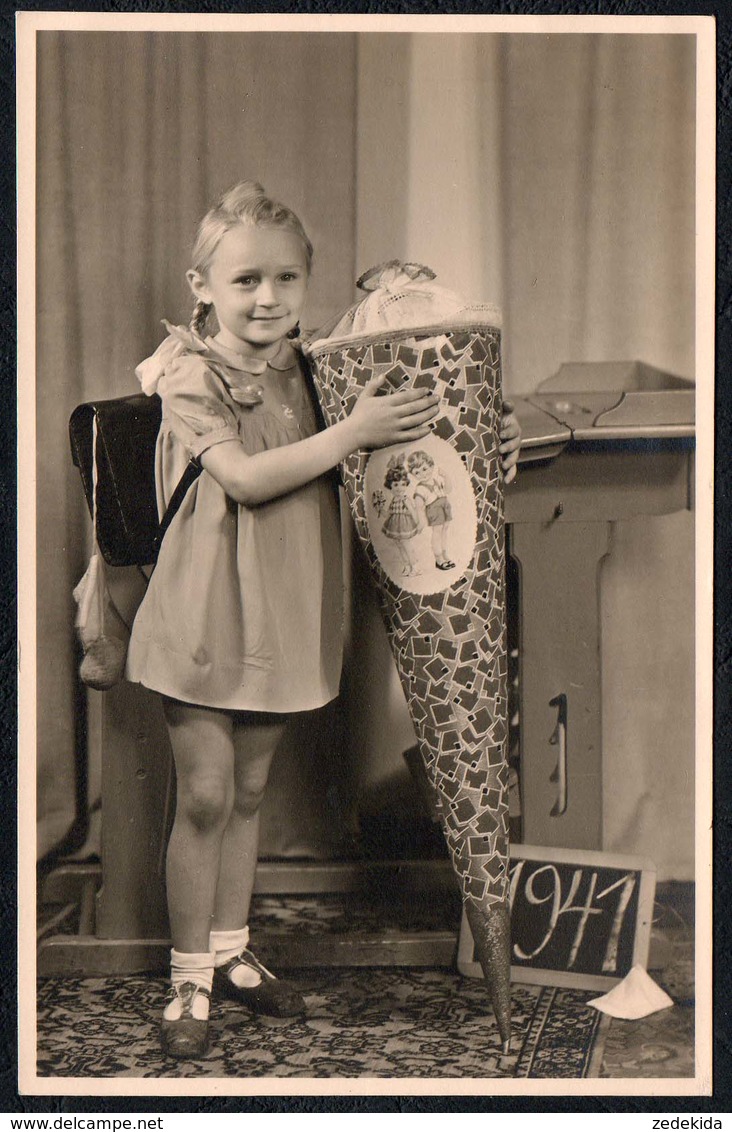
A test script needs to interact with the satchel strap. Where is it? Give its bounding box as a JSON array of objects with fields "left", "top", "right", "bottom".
[
  {"left": 152, "top": 461, "right": 202, "bottom": 559},
  {"left": 91, "top": 410, "right": 202, "bottom": 564},
  {"left": 91, "top": 415, "right": 99, "bottom": 538}
]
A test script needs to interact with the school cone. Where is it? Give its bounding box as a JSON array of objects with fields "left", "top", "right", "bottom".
[
  {"left": 304, "top": 263, "right": 512, "bottom": 1050},
  {"left": 466, "top": 899, "right": 512, "bottom": 1052}
]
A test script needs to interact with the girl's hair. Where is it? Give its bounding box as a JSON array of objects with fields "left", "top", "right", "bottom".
[
  {"left": 189, "top": 180, "right": 314, "bottom": 335},
  {"left": 384, "top": 456, "right": 410, "bottom": 490},
  {"left": 407, "top": 450, "right": 434, "bottom": 473}
]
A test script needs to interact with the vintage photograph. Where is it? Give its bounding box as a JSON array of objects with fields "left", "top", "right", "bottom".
[{"left": 18, "top": 12, "right": 714, "bottom": 1096}]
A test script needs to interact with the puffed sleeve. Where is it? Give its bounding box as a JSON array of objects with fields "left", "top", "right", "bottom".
[{"left": 157, "top": 354, "right": 241, "bottom": 460}]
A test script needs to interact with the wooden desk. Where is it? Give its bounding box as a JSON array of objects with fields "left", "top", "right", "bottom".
[{"left": 507, "top": 401, "right": 693, "bottom": 849}]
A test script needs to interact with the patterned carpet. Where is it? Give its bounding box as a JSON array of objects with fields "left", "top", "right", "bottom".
[
  {"left": 597, "top": 927, "right": 695, "bottom": 1079},
  {"left": 36, "top": 969, "right": 605, "bottom": 1079},
  {"left": 36, "top": 888, "right": 695, "bottom": 1081}
]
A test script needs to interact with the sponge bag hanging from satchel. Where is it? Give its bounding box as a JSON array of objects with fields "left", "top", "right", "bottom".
[{"left": 69, "top": 393, "right": 201, "bottom": 689}]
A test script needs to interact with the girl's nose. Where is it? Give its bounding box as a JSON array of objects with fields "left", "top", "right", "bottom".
[{"left": 256, "top": 280, "right": 279, "bottom": 307}]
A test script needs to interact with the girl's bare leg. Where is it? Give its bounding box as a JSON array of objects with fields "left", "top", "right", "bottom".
[
  {"left": 212, "top": 713, "right": 288, "bottom": 929},
  {"left": 404, "top": 540, "right": 420, "bottom": 574},
  {"left": 394, "top": 540, "right": 411, "bottom": 574},
  {"left": 208, "top": 713, "right": 304, "bottom": 1017},
  {"left": 162, "top": 698, "right": 236, "bottom": 954}
]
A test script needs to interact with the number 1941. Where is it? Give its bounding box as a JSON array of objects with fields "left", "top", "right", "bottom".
[{"left": 508, "top": 861, "right": 637, "bottom": 973}]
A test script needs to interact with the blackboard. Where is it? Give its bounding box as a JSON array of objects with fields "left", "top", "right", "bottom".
[{"left": 457, "top": 844, "right": 656, "bottom": 990}]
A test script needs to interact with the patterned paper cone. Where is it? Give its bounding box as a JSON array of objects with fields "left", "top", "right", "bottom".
[{"left": 305, "top": 272, "right": 511, "bottom": 1045}]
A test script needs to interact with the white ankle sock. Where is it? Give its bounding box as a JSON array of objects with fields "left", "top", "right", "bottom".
[
  {"left": 210, "top": 926, "right": 250, "bottom": 966},
  {"left": 163, "top": 949, "right": 214, "bottom": 1021},
  {"left": 210, "top": 926, "right": 270, "bottom": 989}
]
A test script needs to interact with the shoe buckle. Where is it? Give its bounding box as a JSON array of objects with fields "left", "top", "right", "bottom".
[
  {"left": 169, "top": 980, "right": 210, "bottom": 1018},
  {"left": 235, "top": 948, "right": 276, "bottom": 982}
]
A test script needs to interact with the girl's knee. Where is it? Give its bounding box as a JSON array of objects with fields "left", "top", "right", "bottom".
[
  {"left": 232, "top": 757, "right": 275, "bottom": 818},
  {"left": 178, "top": 776, "right": 232, "bottom": 833},
  {"left": 231, "top": 780, "right": 268, "bottom": 820},
  {"left": 231, "top": 722, "right": 283, "bottom": 818}
]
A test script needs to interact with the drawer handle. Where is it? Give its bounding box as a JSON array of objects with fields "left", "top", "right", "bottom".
[{"left": 548, "top": 693, "right": 568, "bottom": 816}]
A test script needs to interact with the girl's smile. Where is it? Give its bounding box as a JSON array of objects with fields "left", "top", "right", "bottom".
[{"left": 187, "top": 225, "right": 309, "bottom": 360}]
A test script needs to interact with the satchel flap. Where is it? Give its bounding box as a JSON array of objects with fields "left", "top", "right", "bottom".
[{"left": 69, "top": 394, "right": 162, "bottom": 567}]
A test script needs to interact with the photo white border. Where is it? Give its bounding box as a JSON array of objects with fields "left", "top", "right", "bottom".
[{"left": 16, "top": 8, "right": 716, "bottom": 1101}]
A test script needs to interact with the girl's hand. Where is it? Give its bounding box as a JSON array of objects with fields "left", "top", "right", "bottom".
[
  {"left": 499, "top": 400, "right": 522, "bottom": 484},
  {"left": 348, "top": 375, "right": 439, "bottom": 449}
]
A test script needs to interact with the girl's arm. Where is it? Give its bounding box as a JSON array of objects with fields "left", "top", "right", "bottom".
[{"left": 200, "top": 375, "right": 439, "bottom": 507}]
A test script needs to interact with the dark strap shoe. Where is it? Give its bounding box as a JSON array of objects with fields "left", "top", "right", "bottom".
[
  {"left": 213, "top": 949, "right": 305, "bottom": 1017},
  {"left": 160, "top": 981, "right": 210, "bottom": 1059}
]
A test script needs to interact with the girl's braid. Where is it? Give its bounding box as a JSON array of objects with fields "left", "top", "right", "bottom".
[{"left": 190, "top": 299, "right": 212, "bottom": 337}]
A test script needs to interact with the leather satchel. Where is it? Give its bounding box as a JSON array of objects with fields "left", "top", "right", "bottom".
[{"left": 69, "top": 393, "right": 201, "bottom": 567}]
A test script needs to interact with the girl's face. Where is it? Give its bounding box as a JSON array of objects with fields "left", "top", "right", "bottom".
[{"left": 188, "top": 224, "right": 309, "bottom": 357}]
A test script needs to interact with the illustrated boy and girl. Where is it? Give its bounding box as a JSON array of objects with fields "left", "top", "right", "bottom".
[
  {"left": 379, "top": 450, "right": 455, "bottom": 577},
  {"left": 116, "top": 180, "right": 520, "bottom": 1058}
]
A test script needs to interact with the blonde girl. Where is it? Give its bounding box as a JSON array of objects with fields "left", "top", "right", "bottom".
[{"left": 126, "top": 181, "right": 521, "bottom": 1059}]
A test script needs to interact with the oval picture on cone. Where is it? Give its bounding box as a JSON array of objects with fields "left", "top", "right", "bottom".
[{"left": 365, "top": 435, "right": 478, "bottom": 595}]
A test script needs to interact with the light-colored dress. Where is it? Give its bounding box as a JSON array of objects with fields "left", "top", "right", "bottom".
[
  {"left": 382, "top": 497, "right": 419, "bottom": 540},
  {"left": 125, "top": 330, "right": 344, "bottom": 713}
]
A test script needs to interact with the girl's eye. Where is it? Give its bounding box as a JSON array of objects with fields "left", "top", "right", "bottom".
[
  {"left": 236, "top": 276, "right": 258, "bottom": 287},
  {"left": 279, "top": 273, "right": 299, "bottom": 283}
]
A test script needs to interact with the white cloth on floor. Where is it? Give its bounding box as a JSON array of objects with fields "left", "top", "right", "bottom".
[{"left": 587, "top": 964, "right": 674, "bottom": 1019}]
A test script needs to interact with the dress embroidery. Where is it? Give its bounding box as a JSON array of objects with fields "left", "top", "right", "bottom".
[{"left": 230, "top": 383, "right": 265, "bottom": 407}]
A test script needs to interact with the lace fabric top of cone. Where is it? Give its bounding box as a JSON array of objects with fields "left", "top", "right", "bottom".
[{"left": 306, "top": 262, "right": 502, "bottom": 351}]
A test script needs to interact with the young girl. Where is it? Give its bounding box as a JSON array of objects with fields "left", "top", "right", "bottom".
[
  {"left": 381, "top": 455, "right": 422, "bottom": 576},
  {"left": 126, "top": 181, "right": 521, "bottom": 1059}
]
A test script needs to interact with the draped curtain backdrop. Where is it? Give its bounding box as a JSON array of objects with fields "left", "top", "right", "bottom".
[
  {"left": 36, "top": 31, "right": 359, "bottom": 856},
  {"left": 36, "top": 30, "right": 696, "bottom": 878}
]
